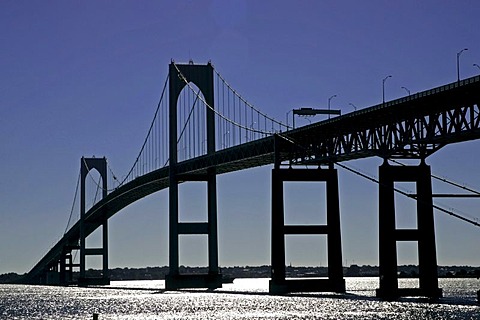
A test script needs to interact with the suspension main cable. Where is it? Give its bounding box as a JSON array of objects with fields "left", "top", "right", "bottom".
[
  {"left": 82, "top": 157, "right": 106, "bottom": 191},
  {"left": 115, "top": 73, "right": 170, "bottom": 186},
  {"left": 64, "top": 170, "right": 81, "bottom": 235},
  {"left": 92, "top": 174, "right": 102, "bottom": 206},
  {"left": 213, "top": 67, "right": 289, "bottom": 129},
  {"left": 335, "top": 161, "right": 480, "bottom": 228},
  {"left": 107, "top": 163, "right": 119, "bottom": 187},
  {"left": 390, "top": 159, "right": 480, "bottom": 195},
  {"left": 177, "top": 90, "right": 200, "bottom": 144},
  {"left": 81, "top": 157, "right": 120, "bottom": 195},
  {"left": 173, "top": 63, "right": 273, "bottom": 135}
]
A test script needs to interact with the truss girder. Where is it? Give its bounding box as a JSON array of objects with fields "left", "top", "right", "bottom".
[{"left": 286, "top": 76, "right": 480, "bottom": 164}]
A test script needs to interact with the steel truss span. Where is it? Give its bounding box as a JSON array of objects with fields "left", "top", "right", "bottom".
[{"left": 282, "top": 76, "right": 480, "bottom": 165}]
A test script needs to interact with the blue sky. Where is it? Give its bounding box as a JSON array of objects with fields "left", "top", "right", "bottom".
[{"left": 1, "top": 0, "right": 480, "bottom": 274}]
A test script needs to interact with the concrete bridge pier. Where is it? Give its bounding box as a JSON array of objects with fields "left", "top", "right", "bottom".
[
  {"left": 269, "top": 165, "right": 345, "bottom": 294},
  {"left": 38, "top": 249, "right": 75, "bottom": 286},
  {"left": 165, "top": 167, "right": 222, "bottom": 290},
  {"left": 59, "top": 247, "right": 76, "bottom": 285},
  {"left": 376, "top": 160, "right": 442, "bottom": 299},
  {"left": 43, "top": 263, "right": 59, "bottom": 285}
]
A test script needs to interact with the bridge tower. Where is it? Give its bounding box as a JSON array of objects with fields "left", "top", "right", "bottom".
[
  {"left": 78, "top": 157, "right": 110, "bottom": 286},
  {"left": 166, "top": 62, "right": 222, "bottom": 290},
  {"left": 269, "top": 135, "right": 346, "bottom": 294},
  {"left": 376, "top": 160, "right": 442, "bottom": 299}
]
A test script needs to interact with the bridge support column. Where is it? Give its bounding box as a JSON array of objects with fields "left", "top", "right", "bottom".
[
  {"left": 59, "top": 246, "right": 78, "bottom": 285},
  {"left": 46, "top": 264, "right": 60, "bottom": 285},
  {"left": 165, "top": 169, "right": 222, "bottom": 290},
  {"left": 376, "top": 161, "right": 442, "bottom": 299},
  {"left": 269, "top": 167, "right": 345, "bottom": 294},
  {"left": 79, "top": 157, "right": 110, "bottom": 286},
  {"left": 59, "top": 250, "right": 71, "bottom": 285}
]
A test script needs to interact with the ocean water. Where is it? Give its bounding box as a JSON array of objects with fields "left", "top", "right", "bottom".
[{"left": 0, "top": 278, "right": 479, "bottom": 319}]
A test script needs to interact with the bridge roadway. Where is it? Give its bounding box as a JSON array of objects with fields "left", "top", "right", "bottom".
[{"left": 23, "top": 75, "right": 480, "bottom": 283}]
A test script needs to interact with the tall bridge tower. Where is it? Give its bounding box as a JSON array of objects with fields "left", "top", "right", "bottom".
[
  {"left": 166, "top": 62, "right": 222, "bottom": 289},
  {"left": 79, "top": 157, "right": 110, "bottom": 286}
]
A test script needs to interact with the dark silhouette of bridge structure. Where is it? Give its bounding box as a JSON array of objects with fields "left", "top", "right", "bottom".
[{"left": 19, "top": 61, "right": 480, "bottom": 300}]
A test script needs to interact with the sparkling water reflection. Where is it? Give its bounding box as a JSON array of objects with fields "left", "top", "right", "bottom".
[{"left": 0, "top": 278, "right": 479, "bottom": 319}]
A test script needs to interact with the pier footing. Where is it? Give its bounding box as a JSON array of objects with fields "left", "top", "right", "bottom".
[
  {"left": 78, "top": 277, "right": 111, "bottom": 287},
  {"left": 165, "top": 273, "right": 223, "bottom": 290},
  {"left": 269, "top": 278, "right": 345, "bottom": 295}
]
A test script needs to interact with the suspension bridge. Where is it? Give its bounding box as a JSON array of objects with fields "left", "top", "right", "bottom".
[{"left": 18, "top": 61, "right": 480, "bottom": 300}]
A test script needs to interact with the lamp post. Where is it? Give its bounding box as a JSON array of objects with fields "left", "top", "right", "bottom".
[
  {"left": 401, "top": 86, "right": 411, "bottom": 96},
  {"left": 328, "top": 95, "right": 337, "bottom": 119},
  {"left": 457, "top": 48, "right": 468, "bottom": 82},
  {"left": 286, "top": 110, "right": 293, "bottom": 129},
  {"left": 349, "top": 103, "right": 357, "bottom": 111},
  {"left": 382, "top": 75, "right": 392, "bottom": 104},
  {"left": 474, "top": 63, "right": 480, "bottom": 71}
]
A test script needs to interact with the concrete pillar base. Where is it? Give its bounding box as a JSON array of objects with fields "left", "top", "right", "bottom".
[
  {"left": 165, "top": 273, "right": 222, "bottom": 290},
  {"left": 269, "top": 278, "right": 345, "bottom": 294}
]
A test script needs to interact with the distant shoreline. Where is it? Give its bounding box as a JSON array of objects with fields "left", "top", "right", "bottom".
[{"left": 2, "top": 264, "right": 479, "bottom": 284}]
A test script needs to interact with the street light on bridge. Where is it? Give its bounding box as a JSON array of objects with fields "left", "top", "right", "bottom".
[
  {"left": 382, "top": 75, "right": 392, "bottom": 104},
  {"left": 401, "top": 86, "right": 411, "bottom": 96},
  {"left": 286, "top": 109, "right": 293, "bottom": 129},
  {"left": 474, "top": 63, "right": 480, "bottom": 71},
  {"left": 457, "top": 48, "right": 468, "bottom": 82},
  {"left": 328, "top": 95, "right": 337, "bottom": 119}
]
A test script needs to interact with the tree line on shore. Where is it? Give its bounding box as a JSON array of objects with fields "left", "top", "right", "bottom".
[{"left": 1, "top": 264, "right": 479, "bottom": 284}]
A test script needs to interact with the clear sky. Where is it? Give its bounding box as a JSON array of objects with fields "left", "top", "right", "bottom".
[{"left": 1, "top": 0, "right": 480, "bottom": 275}]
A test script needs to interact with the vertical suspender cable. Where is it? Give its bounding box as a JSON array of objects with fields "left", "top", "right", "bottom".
[
  {"left": 238, "top": 95, "right": 242, "bottom": 144},
  {"left": 245, "top": 99, "right": 248, "bottom": 141},
  {"left": 189, "top": 86, "right": 192, "bottom": 158},
  {"left": 231, "top": 86, "right": 234, "bottom": 145}
]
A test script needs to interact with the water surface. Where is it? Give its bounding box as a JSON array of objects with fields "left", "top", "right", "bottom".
[{"left": 1, "top": 278, "right": 479, "bottom": 319}]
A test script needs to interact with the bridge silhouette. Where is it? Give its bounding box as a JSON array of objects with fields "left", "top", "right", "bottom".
[{"left": 20, "top": 61, "right": 480, "bottom": 300}]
